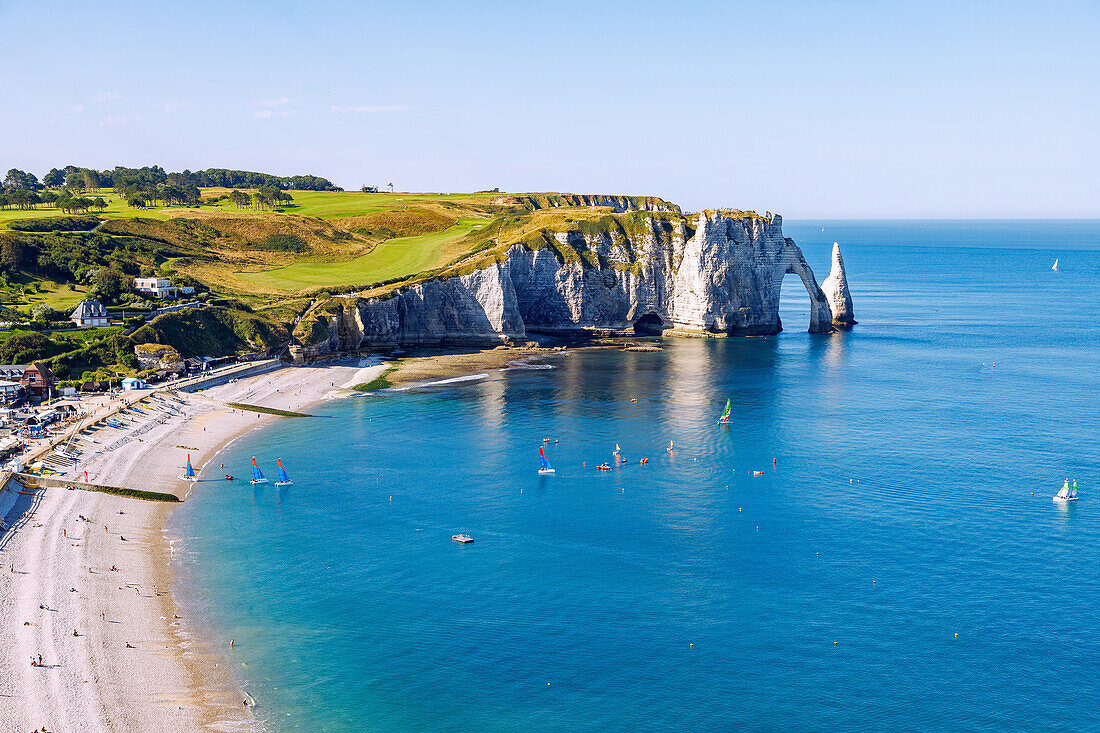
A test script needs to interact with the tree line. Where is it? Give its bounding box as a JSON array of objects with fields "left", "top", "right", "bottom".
[
  {"left": 1, "top": 166, "right": 307, "bottom": 212},
  {"left": 2, "top": 164, "right": 341, "bottom": 196}
]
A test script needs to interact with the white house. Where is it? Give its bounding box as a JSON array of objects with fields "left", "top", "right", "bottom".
[
  {"left": 134, "top": 277, "right": 177, "bottom": 299},
  {"left": 121, "top": 377, "right": 149, "bottom": 391},
  {"left": 70, "top": 299, "right": 111, "bottom": 328}
]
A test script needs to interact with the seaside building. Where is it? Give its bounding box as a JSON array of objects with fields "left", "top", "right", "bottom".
[
  {"left": 135, "top": 277, "right": 193, "bottom": 299},
  {"left": 21, "top": 362, "right": 55, "bottom": 402},
  {"left": 134, "top": 277, "right": 176, "bottom": 299},
  {"left": 0, "top": 380, "right": 24, "bottom": 404},
  {"left": 121, "top": 376, "right": 150, "bottom": 391},
  {"left": 70, "top": 299, "right": 111, "bottom": 328},
  {"left": 0, "top": 363, "right": 53, "bottom": 403}
]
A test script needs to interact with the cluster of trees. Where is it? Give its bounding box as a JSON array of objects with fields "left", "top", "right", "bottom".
[
  {"left": 0, "top": 180, "right": 107, "bottom": 213},
  {"left": 221, "top": 187, "right": 293, "bottom": 210},
  {"left": 0, "top": 230, "right": 150, "bottom": 305},
  {"left": 120, "top": 181, "right": 201, "bottom": 209}
]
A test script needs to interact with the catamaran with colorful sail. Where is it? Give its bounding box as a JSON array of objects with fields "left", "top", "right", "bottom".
[
  {"left": 178, "top": 454, "right": 198, "bottom": 482},
  {"left": 250, "top": 457, "right": 268, "bottom": 485},
  {"left": 717, "top": 398, "right": 732, "bottom": 425},
  {"left": 538, "top": 446, "right": 555, "bottom": 475},
  {"left": 1053, "top": 478, "right": 1079, "bottom": 503},
  {"left": 275, "top": 458, "right": 293, "bottom": 486}
]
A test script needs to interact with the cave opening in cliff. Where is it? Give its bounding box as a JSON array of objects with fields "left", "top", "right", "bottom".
[{"left": 633, "top": 313, "right": 666, "bottom": 335}]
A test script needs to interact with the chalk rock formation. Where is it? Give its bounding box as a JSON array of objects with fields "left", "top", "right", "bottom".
[
  {"left": 668, "top": 212, "right": 834, "bottom": 334},
  {"left": 821, "top": 241, "right": 856, "bottom": 328},
  {"left": 300, "top": 210, "right": 855, "bottom": 352}
]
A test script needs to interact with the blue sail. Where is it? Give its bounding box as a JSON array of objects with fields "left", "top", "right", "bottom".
[
  {"left": 277, "top": 459, "right": 290, "bottom": 483},
  {"left": 538, "top": 446, "right": 552, "bottom": 470},
  {"left": 185, "top": 454, "right": 195, "bottom": 478},
  {"left": 252, "top": 457, "right": 265, "bottom": 481}
]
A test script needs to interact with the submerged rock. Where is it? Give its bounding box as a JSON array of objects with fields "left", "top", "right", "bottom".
[
  {"left": 821, "top": 241, "right": 857, "bottom": 328},
  {"left": 300, "top": 210, "right": 856, "bottom": 352}
]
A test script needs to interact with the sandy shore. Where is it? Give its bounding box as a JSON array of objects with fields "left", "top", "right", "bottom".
[
  {"left": 0, "top": 341, "right": 637, "bottom": 731},
  {"left": 0, "top": 357, "right": 385, "bottom": 733}
]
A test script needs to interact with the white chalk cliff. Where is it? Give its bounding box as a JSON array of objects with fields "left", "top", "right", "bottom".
[{"left": 300, "top": 209, "right": 855, "bottom": 351}]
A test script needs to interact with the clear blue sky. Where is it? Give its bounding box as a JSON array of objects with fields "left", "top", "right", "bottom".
[{"left": 1, "top": 1, "right": 1096, "bottom": 218}]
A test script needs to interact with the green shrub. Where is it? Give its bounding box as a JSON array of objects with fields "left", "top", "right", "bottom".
[
  {"left": 253, "top": 234, "right": 307, "bottom": 252},
  {"left": 8, "top": 215, "right": 101, "bottom": 233}
]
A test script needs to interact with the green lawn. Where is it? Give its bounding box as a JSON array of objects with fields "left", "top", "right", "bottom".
[
  {"left": 236, "top": 218, "right": 488, "bottom": 292},
  {"left": 0, "top": 189, "right": 501, "bottom": 229},
  {"left": 0, "top": 278, "right": 90, "bottom": 312},
  {"left": 0, "top": 189, "right": 173, "bottom": 229},
  {"left": 276, "top": 190, "right": 498, "bottom": 218}
]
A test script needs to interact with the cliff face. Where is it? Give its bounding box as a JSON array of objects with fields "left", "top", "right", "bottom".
[
  {"left": 302, "top": 211, "right": 853, "bottom": 353},
  {"left": 503, "top": 194, "right": 681, "bottom": 214}
]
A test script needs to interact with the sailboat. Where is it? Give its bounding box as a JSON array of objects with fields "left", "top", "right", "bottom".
[
  {"left": 538, "top": 446, "right": 555, "bottom": 475},
  {"left": 54, "top": 423, "right": 82, "bottom": 460},
  {"left": 1052, "top": 259, "right": 1059, "bottom": 271},
  {"left": 249, "top": 457, "right": 268, "bottom": 485},
  {"left": 717, "top": 398, "right": 732, "bottom": 425},
  {"left": 274, "top": 458, "right": 293, "bottom": 487},
  {"left": 1053, "top": 478, "right": 1078, "bottom": 503},
  {"left": 178, "top": 454, "right": 198, "bottom": 482}
]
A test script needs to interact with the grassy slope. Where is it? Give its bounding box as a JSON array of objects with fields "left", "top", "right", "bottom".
[{"left": 236, "top": 218, "right": 488, "bottom": 292}]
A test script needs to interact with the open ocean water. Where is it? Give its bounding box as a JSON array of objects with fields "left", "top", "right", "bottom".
[{"left": 172, "top": 221, "right": 1100, "bottom": 732}]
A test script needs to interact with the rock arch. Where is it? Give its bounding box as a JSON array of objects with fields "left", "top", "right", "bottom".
[{"left": 775, "top": 238, "right": 833, "bottom": 334}]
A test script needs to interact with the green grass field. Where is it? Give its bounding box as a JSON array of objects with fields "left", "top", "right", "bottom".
[
  {"left": 0, "top": 189, "right": 174, "bottom": 228},
  {"left": 0, "top": 188, "right": 501, "bottom": 229},
  {"left": 236, "top": 218, "right": 488, "bottom": 292},
  {"left": 276, "top": 190, "right": 497, "bottom": 218}
]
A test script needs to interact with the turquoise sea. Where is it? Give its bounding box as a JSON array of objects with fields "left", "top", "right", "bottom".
[{"left": 172, "top": 221, "right": 1100, "bottom": 731}]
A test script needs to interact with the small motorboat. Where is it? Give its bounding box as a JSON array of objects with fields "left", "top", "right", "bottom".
[
  {"left": 224, "top": 474, "right": 234, "bottom": 481},
  {"left": 452, "top": 534, "right": 474, "bottom": 543},
  {"left": 1053, "top": 479, "right": 1079, "bottom": 503},
  {"left": 596, "top": 463, "right": 612, "bottom": 471},
  {"left": 752, "top": 471, "right": 765, "bottom": 476}
]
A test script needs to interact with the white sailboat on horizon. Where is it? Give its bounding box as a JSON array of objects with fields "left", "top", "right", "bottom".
[{"left": 1052, "top": 258, "right": 1059, "bottom": 271}]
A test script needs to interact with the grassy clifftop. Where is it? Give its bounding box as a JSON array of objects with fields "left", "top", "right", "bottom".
[{"left": 0, "top": 187, "right": 765, "bottom": 376}]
